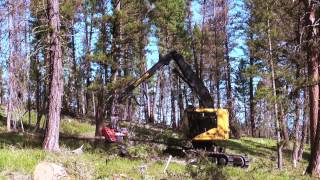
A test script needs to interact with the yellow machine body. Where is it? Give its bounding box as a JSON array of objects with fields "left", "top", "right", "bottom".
[{"left": 181, "top": 108, "right": 229, "bottom": 142}]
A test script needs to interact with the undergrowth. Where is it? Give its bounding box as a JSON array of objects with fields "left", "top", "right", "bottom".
[
  {"left": 60, "top": 119, "right": 95, "bottom": 136},
  {"left": 0, "top": 109, "right": 315, "bottom": 179}
]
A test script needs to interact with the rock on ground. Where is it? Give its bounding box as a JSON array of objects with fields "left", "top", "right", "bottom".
[{"left": 33, "top": 162, "right": 69, "bottom": 180}]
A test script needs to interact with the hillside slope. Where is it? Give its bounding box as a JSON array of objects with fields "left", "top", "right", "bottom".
[{"left": 0, "top": 114, "right": 313, "bottom": 179}]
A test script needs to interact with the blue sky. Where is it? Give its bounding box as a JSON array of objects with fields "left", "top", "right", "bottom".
[
  {"left": 145, "top": 0, "right": 247, "bottom": 68},
  {"left": 145, "top": 0, "right": 203, "bottom": 67}
]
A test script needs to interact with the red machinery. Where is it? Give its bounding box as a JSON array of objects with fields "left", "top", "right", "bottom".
[{"left": 101, "top": 127, "right": 128, "bottom": 143}]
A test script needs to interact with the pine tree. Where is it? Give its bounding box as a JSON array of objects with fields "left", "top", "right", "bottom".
[
  {"left": 303, "top": 0, "right": 320, "bottom": 175},
  {"left": 42, "top": 0, "right": 63, "bottom": 152},
  {"left": 235, "top": 59, "right": 250, "bottom": 129}
]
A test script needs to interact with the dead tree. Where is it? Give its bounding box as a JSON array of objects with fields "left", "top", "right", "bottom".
[{"left": 6, "top": 0, "right": 27, "bottom": 132}]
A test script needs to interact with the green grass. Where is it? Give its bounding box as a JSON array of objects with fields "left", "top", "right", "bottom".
[
  {"left": 60, "top": 118, "right": 95, "bottom": 136},
  {"left": 0, "top": 130, "right": 313, "bottom": 179},
  {"left": 0, "top": 131, "right": 188, "bottom": 179},
  {"left": 0, "top": 149, "right": 45, "bottom": 173},
  {"left": 19, "top": 110, "right": 95, "bottom": 136},
  {"left": 192, "top": 137, "right": 313, "bottom": 180},
  {"left": 0, "top": 109, "right": 315, "bottom": 179},
  {"left": 94, "top": 156, "right": 188, "bottom": 179},
  {"left": 21, "top": 111, "right": 39, "bottom": 126},
  {"left": 0, "top": 112, "right": 189, "bottom": 179}
]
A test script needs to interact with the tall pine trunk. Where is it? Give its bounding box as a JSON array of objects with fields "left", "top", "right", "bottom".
[
  {"left": 83, "top": 1, "right": 93, "bottom": 116},
  {"left": 43, "top": 0, "right": 63, "bottom": 152},
  {"left": 278, "top": 103, "right": 289, "bottom": 143},
  {"left": 170, "top": 70, "right": 176, "bottom": 128},
  {"left": 199, "top": 0, "right": 207, "bottom": 80},
  {"left": 94, "top": 3, "right": 108, "bottom": 135},
  {"left": 298, "top": 87, "right": 308, "bottom": 161},
  {"left": 304, "top": 0, "right": 320, "bottom": 176},
  {"left": 110, "top": 0, "right": 121, "bottom": 128},
  {"left": 249, "top": 55, "right": 255, "bottom": 136},
  {"left": 267, "top": 13, "right": 282, "bottom": 169},
  {"left": 292, "top": 66, "right": 301, "bottom": 168},
  {"left": 177, "top": 78, "right": 184, "bottom": 128},
  {"left": 95, "top": 77, "right": 105, "bottom": 136},
  {"left": 71, "top": 19, "right": 80, "bottom": 115}
]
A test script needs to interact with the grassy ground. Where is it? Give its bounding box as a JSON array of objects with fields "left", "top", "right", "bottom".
[{"left": 0, "top": 109, "right": 314, "bottom": 179}]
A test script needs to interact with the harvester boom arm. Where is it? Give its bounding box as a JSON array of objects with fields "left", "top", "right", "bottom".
[
  {"left": 117, "top": 53, "right": 172, "bottom": 102},
  {"left": 118, "top": 51, "right": 213, "bottom": 107},
  {"left": 169, "top": 51, "right": 213, "bottom": 107}
]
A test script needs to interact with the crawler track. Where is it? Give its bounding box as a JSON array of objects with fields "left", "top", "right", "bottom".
[
  {"left": 206, "top": 152, "right": 249, "bottom": 168},
  {"left": 190, "top": 141, "right": 250, "bottom": 168}
]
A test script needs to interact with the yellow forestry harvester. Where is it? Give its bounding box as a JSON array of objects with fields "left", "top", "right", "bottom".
[
  {"left": 182, "top": 108, "right": 229, "bottom": 143},
  {"left": 116, "top": 51, "right": 249, "bottom": 168}
]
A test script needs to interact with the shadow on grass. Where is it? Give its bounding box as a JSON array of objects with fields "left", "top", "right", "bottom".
[
  {"left": 0, "top": 108, "right": 109, "bottom": 152},
  {"left": 131, "top": 125, "right": 189, "bottom": 148},
  {"left": 302, "top": 151, "right": 311, "bottom": 161},
  {"left": 282, "top": 148, "right": 310, "bottom": 162},
  {"left": 226, "top": 138, "right": 311, "bottom": 163},
  {"left": 0, "top": 130, "right": 112, "bottom": 153},
  {"left": 213, "top": 138, "right": 277, "bottom": 158},
  {"left": 0, "top": 131, "right": 42, "bottom": 148}
]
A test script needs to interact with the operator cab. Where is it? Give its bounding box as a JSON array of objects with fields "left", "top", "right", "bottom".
[{"left": 181, "top": 108, "right": 230, "bottom": 146}]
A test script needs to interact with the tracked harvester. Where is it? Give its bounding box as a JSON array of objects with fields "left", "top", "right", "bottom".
[{"left": 115, "top": 50, "right": 249, "bottom": 168}]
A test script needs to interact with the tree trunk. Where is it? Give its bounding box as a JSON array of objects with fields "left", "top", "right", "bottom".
[
  {"left": 208, "top": 74, "right": 215, "bottom": 109},
  {"left": 178, "top": 78, "right": 184, "bottom": 128},
  {"left": 95, "top": 83, "right": 105, "bottom": 136},
  {"left": 279, "top": 103, "right": 289, "bottom": 143},
  {"left": 154, "top": 77, "right": 161, "bottom": 123},
  {"left": 110, "top": 0, "right": 121, "bottom": 128},
  {"left": 225, "top": 24, "right": 239, "bottom": 138},
  {"left": 159, "top": 70, "right": 165, "bottom": 124},
  {"left": 7, "top": 0, "right": 15, "bottom": 131},
  {"left": 92, "top": 92, "right": 96, "bottom": 117},
  {"left": 83, "top": 0, "right": 94, "bottom": 116},
  {"left": 267, "top": 14, "right": 282, "bottom": 169},
  {"left": 199, "top": 0, "right": 207, "bottom": 80},
  {"left": 298, "top": 87, "right": 308, "bottom": 161},
  {"left": 292, "top": 67, "right": 301, "bottom": 168},
  {"left": 43, "top": 0, "right": 63, "bottom": 152},
  {"left": 34, "top": 55, "right": 42, "bottom": 131},
  {"left": 138, "top": 7, "right": 152, "bottom": 123},
  {"left": 249, "top": 32, "right": 255, "bottom": 137},
  {"left": 170, "top": 70, "right": 176, "bottom": 128},
  {"left": 249, "top": 59, "right": 255, "bottom": 137},
  {"left": 71, "top": 19, "right": 79, "bottom": 115},
  {"left": 304, "top": 0, "right": 320, "bottom": 175},
  {"left": 7, "top": 0, "right": 26, "bottom": 131},
  {"left": 94, "top": 3, "right": 109, "bottom": 135},
  {"left": 214, "top": 28, "right": 221, "bottom": 108},
  {"left": 306, "top": 43, "right": 320, "bottom": 176},
  {"left": 140, "top": 61, "right": 152, "bottom": 123}
]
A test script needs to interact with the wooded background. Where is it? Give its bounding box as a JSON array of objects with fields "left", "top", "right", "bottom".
[{"left": 0, "top": 0, "right": 319, "bottom": 177}]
